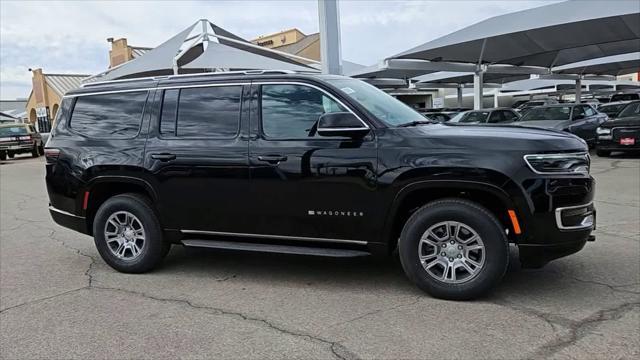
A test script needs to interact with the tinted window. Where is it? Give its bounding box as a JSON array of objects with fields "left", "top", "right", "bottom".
[
  {"left": 488, "top": 111, "right": 504, "bottom": 123},
  {"left": 611, "top": 93, "right": 640, "bottom": 102},
  {"left": 0, "top": 126, "right": 28, "bottom": 136},
  {"left": 572, "top": 106, "right": 586, "bottom": 120},
  {"left": 261, "top": 84, "right": 347, "bottom": 138},
  {"left": 584, "top": 106, "right": 596, "bottom": 117},
  {"left": 160, "top": 89, "right": 179, "bottom": 136},
  {"left": 460, "top": 111, "right": 489, "bottom": 123},
  {"left": 521, "top": 106, "right": 571, "bottom": 121},
  {"left": 502, "top": 110, "right": 519, "bottom": 122},
  {"left": 70, "top": 91, "right": 147, "bottom": 138},
  {"left": 618, "top": 101, "right": 640, "bottom": 118},
  {"left": 176, "top": 86, "right": 242, "bottom": 138},
  {"left": 598, "top": 103, "right": 626, "bottom": 117}
]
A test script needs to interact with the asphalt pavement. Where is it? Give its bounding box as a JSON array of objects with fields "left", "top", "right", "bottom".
[{"left": 1, "top": 153, "right": 638, "bottom": 359}]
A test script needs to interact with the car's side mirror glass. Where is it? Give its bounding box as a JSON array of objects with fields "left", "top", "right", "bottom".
[{"left": 317, "top": 112, "right": 369, "bottom": 137}]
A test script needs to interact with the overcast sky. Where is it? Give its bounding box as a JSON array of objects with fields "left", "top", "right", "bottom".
[{"left": 0, "top": 0, "right": 560, "bottom": 99}]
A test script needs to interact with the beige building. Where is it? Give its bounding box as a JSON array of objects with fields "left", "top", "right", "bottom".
[
  {"left": 252, "top": 28, "right": 320, "bottom": 62},
  {"left": 25, "top": 39, "right": 149, "bottom": 131}
]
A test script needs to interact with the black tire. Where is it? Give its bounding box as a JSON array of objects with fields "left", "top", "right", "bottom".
[
  {"left": 399, "top": 198, "right": 509, "bottom": 300},
  {"left": 596, "top": 149, "right": 610, "bottom": 157},
  {"left": 0, "top": 151, "right": 6, "bottom": 161},
  {"left": 93, "top": 193, "right": 169, "bottom": 273},
  {"left": 31, "top": 144, "right": 41, "bottom": 158},
  {"left": 7, "top": 152, "right": 14, "bottom": 158}
]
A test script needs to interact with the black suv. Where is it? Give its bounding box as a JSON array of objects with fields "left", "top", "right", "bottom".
[{"left": 46, "top": 71, "right": 595, "bottom": 300}]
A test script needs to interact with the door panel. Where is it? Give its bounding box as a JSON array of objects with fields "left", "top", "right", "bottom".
[
  {"left": 248, "top": 82, "right": 378, "bottom": 243},
  {"left": 144, "top": 85, "right": 250, "bottom": 232}
]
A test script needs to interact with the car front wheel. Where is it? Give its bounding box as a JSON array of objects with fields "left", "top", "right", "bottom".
[
  {"left": 399, "top": 199, "right": 509, "bottom": 300},
  {"left": 93, "top": 193, "right": 169, "bottom": 273}
]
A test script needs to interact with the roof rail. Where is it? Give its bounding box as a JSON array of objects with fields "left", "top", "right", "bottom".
[{"left": 81, "top": 69, "right": 310, "bottom": 88}]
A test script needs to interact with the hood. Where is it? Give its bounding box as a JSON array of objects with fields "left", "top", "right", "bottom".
[
  {"left": 600, "top": 116, "right": 640, "bottom": 128},
  {"left": 385, "top": 123, "right": 587, "bottom": 152},
  {"left": 512, "top": 120, "right": 571, "bottom": 130}
]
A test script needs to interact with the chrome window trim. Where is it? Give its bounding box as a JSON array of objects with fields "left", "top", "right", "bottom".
[
  {"left": 180, "top": 229, "right": 367, "bottom": 245},
  {"left": 49, "top": 205, "right": 85, "bottom": 219},
  {"left": 554, "top": 202, "right": 594, "bottom": 230},
  {"left": 253, "top": 81, "right": 371, "bottom": 130},
  {"left": 64, "top": 82, "right": 251, "bottom": 98},
  {"left": 523, "top": 152, "right": 590, "bottom": 175}
]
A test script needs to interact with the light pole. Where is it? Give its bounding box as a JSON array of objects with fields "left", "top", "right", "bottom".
[{"left": 318, "top": 0, "right": 342, "bottom": 75}]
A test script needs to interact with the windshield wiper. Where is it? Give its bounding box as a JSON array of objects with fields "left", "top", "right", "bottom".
[{"left": 397, "top": 120, "right": 437, "bottom": 127}]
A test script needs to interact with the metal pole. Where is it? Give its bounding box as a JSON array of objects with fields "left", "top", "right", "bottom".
[
  {"left": 457, "top": 86, "right": 463, "bottom": 107},
  {"left": 575, "top": 78, "right": 582, "bottom": 104},
  {"left": 473, "top": 71, "right": 484, "bottom": 110},
  {"left": 318, "top": 0, "right": 342, "bottom": 75},
  {"left": 493, "top": 92, "right": 499, "bottom": 108}
]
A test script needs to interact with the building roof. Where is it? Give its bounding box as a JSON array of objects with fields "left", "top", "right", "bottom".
[
  {"left": 45, "top": 74, "right": 90, "bottom": 96},
  {"left": 275, "top": 32, "right": 319, "bottom": 55}
]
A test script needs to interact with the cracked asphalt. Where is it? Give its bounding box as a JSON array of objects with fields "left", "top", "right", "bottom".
[{"left": 1, "top": 153, "right": 639, "bottom": 359}]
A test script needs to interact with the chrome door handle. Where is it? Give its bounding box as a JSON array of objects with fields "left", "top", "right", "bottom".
[
  {"left": 151, "top": 153, "right": 176, "bottom": 162},
  {"left": 257, "top": 155, "right": 287, "bottom": 164}
]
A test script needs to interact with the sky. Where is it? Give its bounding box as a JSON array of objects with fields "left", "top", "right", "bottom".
[{"left": 0, "top": 0, "right": 561, "bottom": 100}]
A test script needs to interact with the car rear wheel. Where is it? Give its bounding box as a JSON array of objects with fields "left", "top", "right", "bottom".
[
  {"left": 31, "top": 144, "right": 42, "bottom": 158},
  {"left": 93, "top": 193, "right": 169, "bottom": 273},
  {"left": 7, "top": 151, "right": 14, "bottom": 158},
  {"left": 0, "top": 151, "right": 6, "bottom": 161},
  {"left": 399, "top": 199, "right": 509, "bottom": 300}
]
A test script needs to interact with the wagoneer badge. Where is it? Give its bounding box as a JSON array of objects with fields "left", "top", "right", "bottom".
[{"left": 308, "top": 210, "right": 364, "bottom": 217}]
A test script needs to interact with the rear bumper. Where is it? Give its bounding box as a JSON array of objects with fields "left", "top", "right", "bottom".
[
  {"left": 0, "top": 143, "right": 33, "bottom": 152},
  {"left": 49, "top": 206, "right": 88, "bottom": 234}
]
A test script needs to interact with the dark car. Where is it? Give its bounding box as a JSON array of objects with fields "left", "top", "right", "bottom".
[
  {"left": 420, "top": 112, "right": 451, "bottom": 123},
  {"left": 596, "top": 100, "right": 640, "bottom": 156},
  {"left": 597, "top": 101, "right": 631, "bottom": 118},
  {"left": 610, "top": 93, "right": 639, "bottom": 102},
  {"left": 45, "top": 71, "right": 595, "bottom": 300},
  {"left": 0, "top": 123, "right": 44, "bottom": 160},
  {"left": 448, "top": 108, "right": 520, "bottom": 124},
  {"left": 515, "top": 104, "right": 607, "bottom": 146}
]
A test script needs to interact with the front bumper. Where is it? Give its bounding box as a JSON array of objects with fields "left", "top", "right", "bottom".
[{"left": 516, "top": 177, "right": 595, "bottom": 268}]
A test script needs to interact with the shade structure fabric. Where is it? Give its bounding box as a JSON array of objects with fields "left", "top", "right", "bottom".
[
  {"left": 414, "top": 71, "right": 529, "bottom": 85},
  {"left": 183, "top": 41, "right": 315, "bottom": 72},
  {"left": 87, "top": 20, "right": 316, "bottom": 81},
  {"left": 394, "top": 0, "right": 640, "bottom": 67},
  {"left": 552, "top": 52, "right": 640, "bottom": 76}
]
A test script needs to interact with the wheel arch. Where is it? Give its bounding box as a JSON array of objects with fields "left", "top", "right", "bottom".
[
  {"left": 383, "top": 180, "right": 520, "bottom": 254},
  {"left": 83, "top": 176, "right": 158, "bottom": 235}
]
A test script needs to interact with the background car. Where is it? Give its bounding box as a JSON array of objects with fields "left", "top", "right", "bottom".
[
  {"left": 0, "top": 123, "right": 44, "bottom": 160},
  {"left": 596, "top": 100, "right": 640, "bottom": 156},
  {"left": 514, "top": 99, "right": 559, "bottom": 113},
  {"left": 515, "top": 104, "right": 607, "bottom": 146},
  {"left": 610, "top": 92, "right": 640, "bottom": 102},
  {"left": 448, "top": 108, "right": 521, "bottom": 124},
  {"left": 420, "top": 112, "right": 451, "bottom": 122},
  {"left": 597, "top": 101, "right": 632, "bottom": 119}
]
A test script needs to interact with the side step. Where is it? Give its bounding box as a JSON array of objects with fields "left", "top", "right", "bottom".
[{"left": 181, "top": 239, "right": 370, "bottom": 258}]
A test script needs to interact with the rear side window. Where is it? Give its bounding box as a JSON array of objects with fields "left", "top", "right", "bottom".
[
  {"left": 70, "top": 91, "right": 148, "bottom": 138},
  {"left": 168, "top": 86, "right": 242, "bottom": 138},
  {"left": 461, "top": 111, "right": 489, "bottom": 123}
]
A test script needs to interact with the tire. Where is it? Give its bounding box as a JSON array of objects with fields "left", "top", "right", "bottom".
[
  {"left": 93, "top": 193, "right": 169, "bottom": 273},
  {"left": 596, "top": 149, "right": 610, "bottom": 157},
  {"left": 0, "top": 152, "right": 6, "bottom": 161},
  {"left": 399, "top": 198, "right": 509, "bottom": 300},
  {"left": 7, "top": 152, "right": 14, "bottom": 158},
  {"left": 31, "top": 144, "right": 42, "bottom": 158}
]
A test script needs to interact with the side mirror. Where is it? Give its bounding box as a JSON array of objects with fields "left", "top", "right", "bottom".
[{"left": 317, "top": 112, "right": 369, "bottom": 137}]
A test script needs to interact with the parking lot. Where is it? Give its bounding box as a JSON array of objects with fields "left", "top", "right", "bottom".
[{"left": 0, "top": 153, "right": 638, "bottom": 359}]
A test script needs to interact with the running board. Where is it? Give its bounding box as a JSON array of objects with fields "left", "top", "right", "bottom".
[{"left": 181, "top": 239, "right": 370, "bottom": 258}]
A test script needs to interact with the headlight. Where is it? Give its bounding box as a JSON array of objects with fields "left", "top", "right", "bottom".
[
  {"left": 524, "top": 153, "right": 590, "bottom": 175},
  {"left": 596, "top": 127, "right": 611, "bottom": 135}
]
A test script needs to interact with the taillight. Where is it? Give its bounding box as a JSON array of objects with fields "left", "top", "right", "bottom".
[
  {"left": 44, "top": 148, "right": 60, "bottom": 164},
  {"left": 18, "top": 135, "right": 31, "bottom": 141}
]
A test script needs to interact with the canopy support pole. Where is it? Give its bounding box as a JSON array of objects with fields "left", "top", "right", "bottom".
[
  {"left": 473, "top": 70, "right": 484, "bottom": 110},
  {"left": 318, "top": 0, "right": 342, "bottom": 75},
  {"left": 457, "top": 86, "right": 463, "bottom": 107},
  {"left": 575, "top": 78, "right": 582, "bottom": 104},
  {"left": 493, "top": 93, "right": 499, "bottom": 108}
]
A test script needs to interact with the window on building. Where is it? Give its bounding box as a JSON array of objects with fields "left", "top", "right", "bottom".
[
  {"left": 261, "top": 84, "right": 346, "bottom": 138},
  {"left": 174, "top": 86, "right": 242, "bottom": 138},
  {"left": 69, "top": 91, "right": 148, "bottom": 138}
]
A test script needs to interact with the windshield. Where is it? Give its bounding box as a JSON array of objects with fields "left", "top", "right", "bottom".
[
  {"left": 0, "top": 126, "right": 28, "bottom": 136},
  {"left": 617, "top": 102, "right": 640, "bottom": 118},
  {"left": 325, "top": 78, "right": 424, "bottom": 126},
  {"left": 520, "top": 106, "right": 571, "bottom": 121},
  {"left": 598, "top": 103, "right": 626, "bottom": 117}
]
